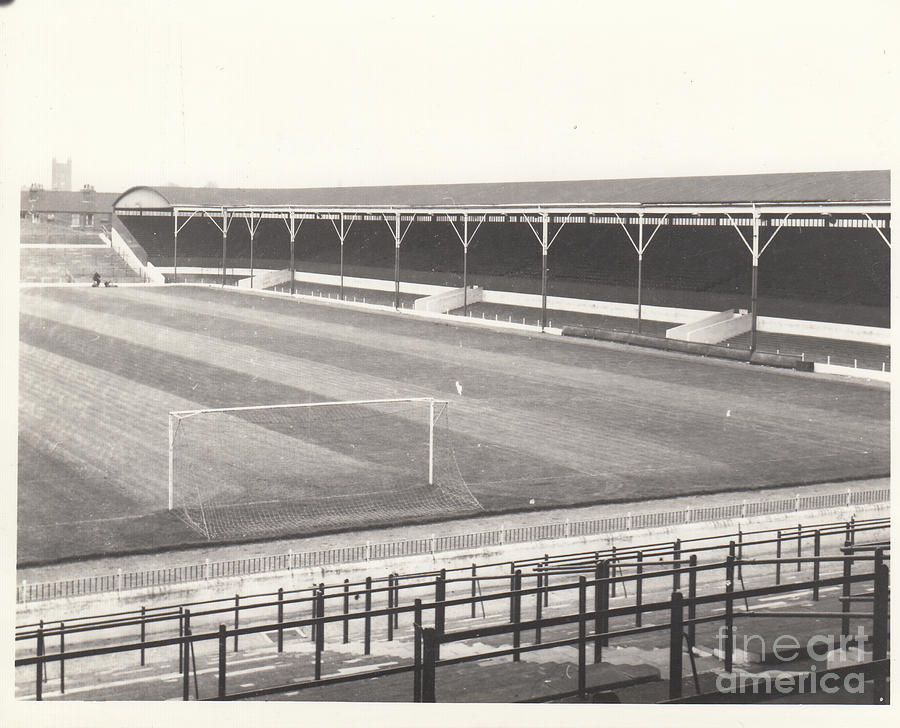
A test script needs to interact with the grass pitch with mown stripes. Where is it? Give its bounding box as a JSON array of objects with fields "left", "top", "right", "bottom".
[{"left": 17, "top": 286, "right": 889, "bottom": 564}]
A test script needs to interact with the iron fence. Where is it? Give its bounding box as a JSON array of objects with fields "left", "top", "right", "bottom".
[{"left": 16, "top": 541, "right": 890, "bottom": 704}]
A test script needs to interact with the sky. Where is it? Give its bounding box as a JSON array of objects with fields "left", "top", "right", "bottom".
[{"left": 1, "top": 0, "right": 896, "bottom": 192}]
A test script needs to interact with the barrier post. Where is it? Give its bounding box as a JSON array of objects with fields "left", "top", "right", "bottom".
[
  {"left": 59, "top": 622, "right": 65, "bottom": 695},
  {"left": 182, "top": 609, "right": 191, "bottom": 701},
  {"left": 673, "top": 539, "right": 682, "bottom": 591},
  {"left": 578, "top": 576, "right": 587, "bottom": 698},
  {"left": 35, "top": 626, "right": 44, "bottom": 701},
  {"left": 687, "top": 554, "right": 698, "bottom": 649},
  {"left": 775, "top": 530, "right": 782, "bottom": 585},
  {"left": 635, "top": 551, "right": 644, "bottom": 627},
  {"left": 310, "top": 585, "right": 318, "bottom": 642},
  {"left": 840, "top": 542, "right": 852, "bottom": 640},
  {"left": 512, "top": 570, "right": 522, "bottom": 662},
  {"left": 387, "top": 574, "right": 395, "bottom": 642},
  {"left": 796, "top": 523, "right": 803, "bottom": 572},
  {"left": 724, "top": 556, "right": 734, "bottom": 672},
  {"left": 470, "top": 564, "right": 477, "bottom": 618},
  {"left": 178, "top": 606, "right": 184, "bottom": 668},
  {"left": 872, "top": 549, "right": 888, "bottom": 704},
  {"left": 218, "top": 624, "right": 227, "bottom": 699},
  {"left": 595, "top": 561, "right": 610, "bottom": 664},
  {"left": 343, "top": 579, "right": 350, "bottom": 644},
  {"left": 610, "top": 545, "right": 618, "bottom": 597},
  {"left": 535, "top": 571, "right": 543, "bottom": 645},
  {"left": 508, "top": 569, "right": 516, "bottom": 623},
  {"left": 413, "top": 599, "right": 423, "bottom": 702},
  {"left": 393, "top": 573, "right": 400, "bottom": 629},
  {"left": 277, "top": 587, "right": 284, "bottom": 652},
  {"left": 422, "top": 628, "right": 437, "bottom": 703},
  {"left": 140, "top": 606, "right": 146, "bottom": 666},
  {"left": 315, "top": 590, "right": 325, "bottom": 680},
  {"left": 435, "top": 571, "right": 446, "bottom": 661},
  {"left": 233, "top": 595, "right": 240, "bottom": 652},
  {"left": 543, "top": 555, "right": 550, "bottom": 606},
  {"left": 364, "top": 576, "right": 372, "bottom": 655},
  {"left": 669, "top": 591, "right": 684, "bottom": 700},
  {"left": 812, "top": 530, "right": 821, "bottom": 601},
  {"left": 593, "top": 562, "right": 603, "bottom": 663}
]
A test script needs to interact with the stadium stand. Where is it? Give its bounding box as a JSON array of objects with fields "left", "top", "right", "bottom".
[
  {"left": 19, "top": 246, "right": 144, "bottom": 284},
  {"left": 118, "top": 215, "right": 889, "bottom": 327},
  {"left": 19, "top": 220, "right": 108, "bottom": 246}
]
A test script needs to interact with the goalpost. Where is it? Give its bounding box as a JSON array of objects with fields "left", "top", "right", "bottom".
[{"left": 167, "top": 397, "right": 481, "bottom": 539}]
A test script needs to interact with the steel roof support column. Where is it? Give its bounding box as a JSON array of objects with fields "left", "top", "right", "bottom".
[
  {"left": 329, "top": 213, "right": 355, "bottom": 300},
  {"left": 382, "top": 212, "right": 415, "bottom": 310},
  {"left": 448, "top": 214, "right": 485, "bottom": 315},
  {"left": 463, "top": 217, "right": 469, "bottom": 311},
  {"left": 617, "top": 213, "right": 666, "bottom": 335},
  {"left": 637, "top": 219, "right": 644, "bottom": 334},
  {"left": 750, "top": 211, "right": 760, "bottom": 353},
  {"left": 279, "top": 210, "right": 303, "bottom": 295},
  {"left": 199, "top": 209, "right": 231, "bottom": 287},
  {"left": 220, "top": 207, "right": 230, "bottom": 287},
  {"left": 394, "top": 214, "right": 401, "bottom": 309},
  {"left": 285, "top": 210, "right": 301, "bottom": 296},
  {"left": 540, "top": 214, "right": 549, "bottom": 330},
  {"left": 173, "top": 209, "right": 200, "bottom": 284},
  {"left": 524, "top": 212, "right": 571, "bottom": 332},
  {"left": 291, "top": 211, "right": 296, "bottom": 295},
  {"left": 173, "top": 210, "right": 178, "bottom": 284},
  {"left": 727, "top": 210, "right": 789, "bottom": 355},
  {"left": 243, "top": 212, "right": 263, "bottom": 289}
]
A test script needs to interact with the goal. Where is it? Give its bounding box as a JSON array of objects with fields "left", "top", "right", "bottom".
[{"left": 167, "top": 397, "right": 482, "bottom": 539}]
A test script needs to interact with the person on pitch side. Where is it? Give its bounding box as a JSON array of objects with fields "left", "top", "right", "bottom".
[{"left": 92, "top": 272, "right": 101, "bottom": 287}]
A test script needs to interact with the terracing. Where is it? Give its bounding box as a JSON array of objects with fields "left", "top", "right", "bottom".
[{"left": 20, "top": 245, "right": 144, "bottom": 285}]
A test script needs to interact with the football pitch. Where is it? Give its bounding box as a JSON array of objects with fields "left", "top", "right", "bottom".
[{"left": 17, "top": 285, "right": 890, "bottom": 564}]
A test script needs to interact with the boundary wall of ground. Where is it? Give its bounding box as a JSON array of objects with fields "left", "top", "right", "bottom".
[
  {"left": 16, "top": 501, "right": 888, "bottom": 626},
  {"left": 15, "top": 485, "right": 888, "bottom": 620},
  {"left": 158, "top": 266, "right": 890, "bottom": 345}
]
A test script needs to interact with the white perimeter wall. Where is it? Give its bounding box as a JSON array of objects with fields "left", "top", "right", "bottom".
[{"left": 157, "top": 267, "right": 890, "bottom": 346}]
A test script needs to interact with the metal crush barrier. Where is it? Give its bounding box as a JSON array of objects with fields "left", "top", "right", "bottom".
[{"left": 15, "top": 529, "right": 890, "bottom": 704}]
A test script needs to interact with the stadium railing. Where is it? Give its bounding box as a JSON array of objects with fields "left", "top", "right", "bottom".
[
  {"left": 15, "top": 539, "right": 889, "bottom": 704},
  {"left": 16, "top": 487, "right": 889, "bottom": 604}
]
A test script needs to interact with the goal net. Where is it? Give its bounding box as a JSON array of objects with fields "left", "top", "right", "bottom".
[{"left": 168, "top": 398, "right": 482, "bottom": 539}]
